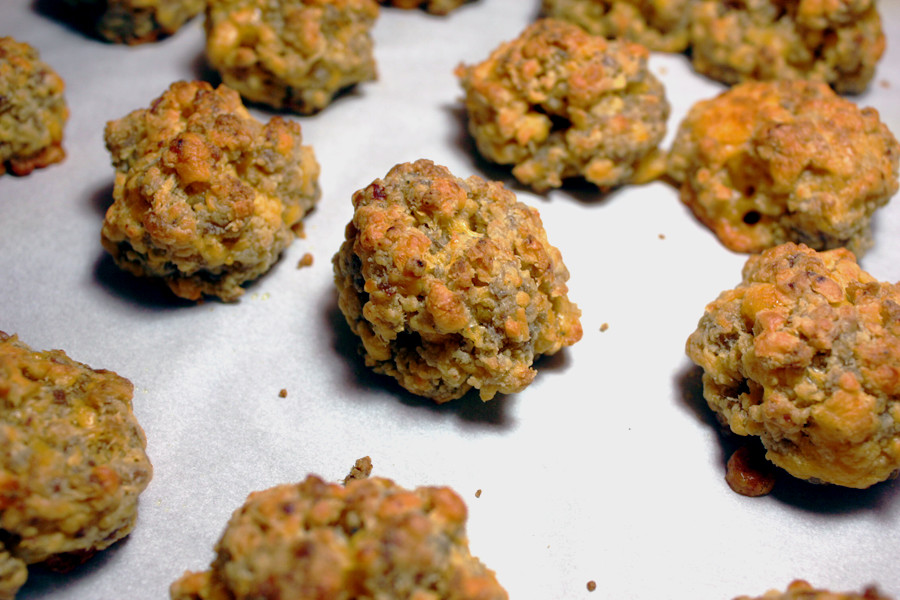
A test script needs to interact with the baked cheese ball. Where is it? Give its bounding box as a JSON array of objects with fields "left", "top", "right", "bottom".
[
  {"left": 333, "top": 159, "right": 582, "bottom": 402},
  {"left": 102, "top": 80, "right": 321, "bottom": 302},
  {"left": 0, "top": 332, "right": 152, "bottom": 599},
  {"left": 205, "top": 0, "right": 379, "bottom": 114},
  {"left": 0, "top": 37, "right": 68, "bottom": 177},
  {"left": 667, "top": 80, "right": 899, "bottom": 256},
  {"left": 169, "top": 475, "right": 509, "bottom": 600},
  {"left": 689, "top": 0, "right": 885, "bottom": 94},
  {"left": 735, "top": 580, "right": 892, "bottom": 600},
  {"left": 686, "top": 243, "right": 900, "bottom": 489},
  {"left": 541, "top": 0, "right": 694, "bottom": 53},
  {"left": 376, "top": 0, "right": 472, "bottom": 15},
  {"left": 456, "top": 18, "right": 669, "bottom": 193},
  {"left": 61, "top": 0, "right": 205, "bottom": 44}
]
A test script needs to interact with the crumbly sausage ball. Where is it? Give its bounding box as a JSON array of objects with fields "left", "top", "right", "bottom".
[
  {"left": 205, "top": 0, "right": 379, "bottom": 114},
  {"left": 686, "top": 243, "right": 900, "bottom": 489},
  {"left": 333, "top": 160, "right": 582, "bottom": 402},
  {"left": 169, "top": 475, "right": 509, "bottom": 600},
  {"left": 456, "top": 19, "right": 669, "bottom": 193},
  {"left": 541, "top": 0, "right": 693, "bottom": 53},
  {"left": 376, "top": 0, "right": 472, "bottom": 14},
  {"left": 0, "top": 38, "right": 68, "bottom": 177},
  {"left": 689, "top": 0, "right": 885, "bottom": 94},
  {"left": 735, "top": 579, "right": 892, "bottom": 600},
  {"left": 0, "top": 332, "right": 152, "bottom": 599},
  {"left": 102, "top": 80, "right": 321, "bottom": 302},
  {"left": 667, "top": 80, "right": 899, "bottom": 257},
  {"left": 61, "top": 0, "right": 204, "bottom": 44}
]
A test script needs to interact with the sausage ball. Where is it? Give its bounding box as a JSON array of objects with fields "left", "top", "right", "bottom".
[
  {"left": 169, "top": 475, "right": 509, "bottom": 600},
  {"left": 686, "top": 243, "right": 900, "bottom": 489},
  {"left": 61, "top": 0, "right": 204, "bottom": 44},
  {"left": 333, "top": 159, "right": 582, "bottom": 403},
  {"left": 688, "top": 0, "right": 886, "bottom": 94},
  {"left": 541, "top": 0, "right": 694, "bottom": 53},
  {"left": 0, "top": 37, "right": 68, "bottom": 177},
  {"left": 102, "top": 80, "right": 321, "bottom": 302},
  {"left": 735, "top": 580, "right": 892, "bottom": 600},
  {"left": 205, "top": 0, "right": 379, "bottom": 114},
  {"left": 667, "top": 80, "right": 899, "bottom": 257},
  {"left": 0, "top": 332, "right": 152, "bottom": 599},
  {"left": 456, "top": 19, "right": 669, "bottom": 193},
  {"left": 376, "top": 0, "right": 473, "bottom": 15}
]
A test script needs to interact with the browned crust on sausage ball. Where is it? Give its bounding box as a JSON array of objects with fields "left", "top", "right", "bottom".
[
  {"left": 734, "top": 579, "right": 893, "bottom": 600},
  {"left": 456, "top": 19, "right": 669, "bottom": 193},
  {"left": 689, "top": 0, "right": 885, "bottom": 94},
  {"left": 0, "top": 37, "right": 68, "bottom": 177},
  {"left": 667, "top": 80, "right": 899, "bottom": 256},
  {"left": 333, "top": 159, "right": 582, "bottom": 402},
  {"left": 0, "top": 332, "right": 152, "bottom": 599},
  {"left": 60, "top": 0, "right": 204, "bottom": 44},
  {"left": 686, "top": 243, "right": 900, "bottom": 488},
  {"left": 169, "top": 475, "right": 509, "bottom": 600},
  {"left": 205, "top": 0, "right": 379, "bottom": 114},
  {"left": 376, "top": 0, "right": 471, "bottom": 15},
  {"left": 102, "top": 80, "right": 321, "bottom": 302}
]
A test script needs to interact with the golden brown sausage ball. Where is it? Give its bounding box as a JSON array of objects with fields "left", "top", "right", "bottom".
[
  {"left": 541, "top": 0, "right": 694, "bottom": 53},
  {"left": 102, "top": 80, "right": 321, "bottom": 302},
  {"left": 667, "top": 80, "right": 899, "bottom": 257},
  {"left": 689, "top": 0, "right": 885, "bottom": 94},
  {"left": 169, "top": 475, "right": 509, "bottom": 600},
  {"left": 456, "top": 19, "right": 669, "bottom": 193},
  {"left": 0, "top": 37, "right": 68, "bottom": 177},
  {"left": 376, "top": 0, "right": 472, "bottom": 15},
  {"left": 0, "top": 332, "right": 152, "bottom": 599},
  {"left": 686, "top": 243, "right": 900, "bottom": 489},
  {"left": 735, "top": 579, "right": 892, "bottom": 600},
  {"left": 333, "top": 159, "right": 582, "bottom": 403},
  {"left": 61, "top": 0, "right": 205, "bottom": 44},
  {"left": 205, "top": 0, "right": 379, "bottom": 114}
]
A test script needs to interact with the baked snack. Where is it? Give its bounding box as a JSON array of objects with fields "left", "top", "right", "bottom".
[
  {"left": 689, "top": 0, "right": 885, "bottom": 94},
  {"left": 686, "top": 243, "right": 900, "bottom": 489},
  {"left": 102, "top": 80, "right": 321, "bottom": 301},
  {"left": 169, "top": 475, "right": 509, "bottom": 600},
  {"left": 0, "top": 37, "right": 68, "bottom": 177},
  {"left": 540, "top": 0, "right": 694, "bottom": 52},
  {"left": 735, "top": 579, "right": 892, "bottom": 600},
  {"left": 61, "top": 0, "right": 205, "bottom": 44},
  {"left": 333, "top": 159, "right": 582, "bottom": 402},
  {"left": 376, "top": 0, "right": 472, "bottom": 14},
  {"left": 667, "top": 80, "right": 899, "bottom": 256},
  {"left": 205, "top": 0, "right": 379, "bottom": 114},
  {"left": 456, "top": 18, "right": 669, "bottom": 193},
  {"left": 0, "top": 331, "right": 152, "bottom": 599}
]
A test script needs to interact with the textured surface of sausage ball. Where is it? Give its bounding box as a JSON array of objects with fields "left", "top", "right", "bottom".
[
  {"left": 376, "top": 0, "right": 472, "bottom": 15},
  {"left": 735, "top": 579, "right": 892, "bottom": 600},
  {"left": 456, "top": 19, "right": 669, "bottom": 193},
  {"left": 333, "top": 160, "right": 582, "bottom": 402},
  {"left": 686, "top": 243, "right": 900, "bottom": 489},
  {"left": 169, "top": 475, "right": 509, "bottom": 600},
  {"left": 102, "top": 80, "right": 321, "bottom": 302},
  {"left": 0, "top": 332, "right": 152, "bottom": 599},
  {"left": 60, "top": 0, "right": 204, "bottom": 44},
  {"left": 0, "top": 37, "right": 68, "bottom": 177},
  {"left": 541, "top": 0, "right": 693, "bottom": 52},
  {"left": 205, "top": 0, "right": 379, "bottom": 114},
  {"left": 667, "top": 80, "right": 899, "bottom": 256},
  {"left": 689, "top": 0, "right": 885, "bottom": 94}
]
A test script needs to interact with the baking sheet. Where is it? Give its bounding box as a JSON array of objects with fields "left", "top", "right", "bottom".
[{"left": 2, "top": 1, "right": 900, "bottom": 598}]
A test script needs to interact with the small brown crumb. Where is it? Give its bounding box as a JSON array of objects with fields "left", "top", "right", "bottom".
[
  {"left": 297, "top": 252, "right": 314, "bottom": 268},
  {"left": 475, "top": 489, "right": 482, "bottom": 498},
  {"left": 342, "top": 456, "right": 373, "bottom": 485},
  {"left": 880, "top": 79, "right": 891, "bottom": 89},
  {"left": 587, "top": 580, "right": 597, "bottom": 592},
  {"left": 278, "top": 388, "right": 288, "bottom": 398},
  {"left": 657, "top": 65, "right": 668, "bottom": 76},
  {"left": 725, "top": 444, "right": 776, "bottom": 497},
  {"left": 599, "top": 323, "right": 609, "bottom": 332},
  {"left": 658, "top": 233, "right": 666, "bottom": 240}
]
